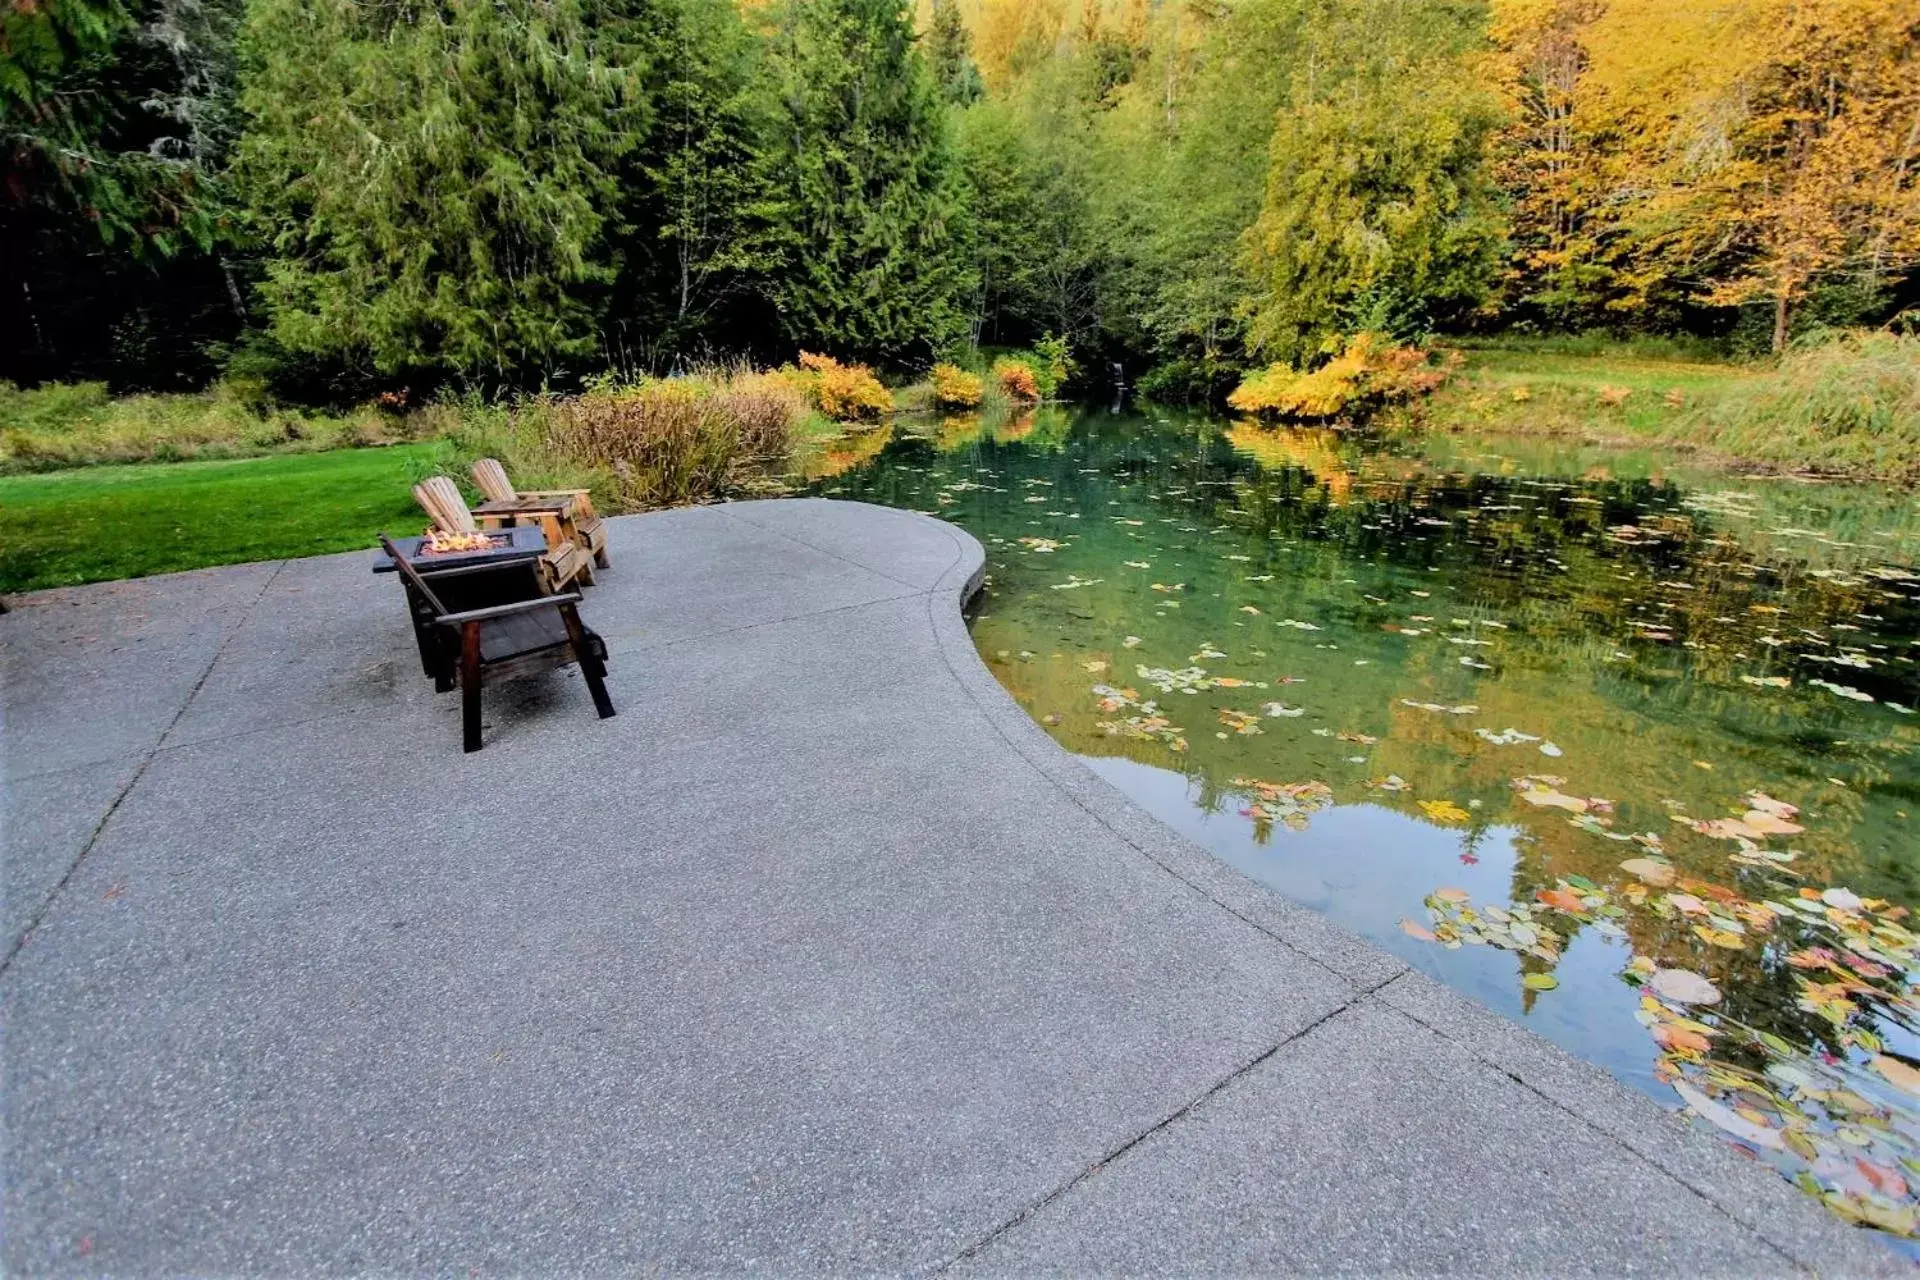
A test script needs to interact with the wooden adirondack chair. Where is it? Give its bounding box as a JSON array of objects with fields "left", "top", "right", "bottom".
[
  {"left": 470, "top": 458, "right": 610, "bottom": 570},
  {"left": 413, "top": 476, "right": 591, "bottom": 592},
  {"left": 378, "top": 534, "right": 614, "bottom": 752}
]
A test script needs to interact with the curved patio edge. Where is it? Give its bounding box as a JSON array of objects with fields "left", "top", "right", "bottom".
[
  {"left": 883, "top": 500, "right": 1897, "bottom": 1277},
  {"left": 0, "top": 497, "right": 1900, "bottom": 1276}
]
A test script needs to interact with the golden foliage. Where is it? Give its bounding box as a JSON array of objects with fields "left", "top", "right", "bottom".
[
  {"left": 1490, "top": 0, "right": 1920, "bottom": 345},
  {"left": 930, "top": 362, "right": 985, "bottom": 408},
  {"left": 1227, "top": 334, "right": 1453, "bottom": 419},
  {"left": 992, "top": 356, "right": 1042, "bottom": 402},
  {"left": 790, "top": 352, "right": 895, "bottom": 422}
]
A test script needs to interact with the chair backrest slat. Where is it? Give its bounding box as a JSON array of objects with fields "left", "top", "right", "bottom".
[
  {"left": 377, "top": 533, "right": 449, "bottom": 616},
  {"left": 413, "top": 476, "right": 477, "bottom": 533},
  {"left": 472, "top": 458, "right": 517, "bottom": 504}
]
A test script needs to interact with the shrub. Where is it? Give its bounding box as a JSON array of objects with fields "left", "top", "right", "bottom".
[
  {"left": 530, "top": 367, "right": 807, "bottom": 509},
  {"left": 1031, "top": 333, "right": 1075, "bottom": 398},
  {"left": 930, "top": 362, "right": 984, "bottom": 408},
  {"left": 790, "top": 351, "right": 894, "bottom": 421},
  {"left": 992, "top": 356, "right": 1041, "bottom": 403},
  {"left": 1228, "top": 333, "right": 1453, "bottom": 420}
]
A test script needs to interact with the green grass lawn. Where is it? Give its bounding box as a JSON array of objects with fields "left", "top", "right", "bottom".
[{"left": 0, "top": 444, "right": 439, "bottom": 594}]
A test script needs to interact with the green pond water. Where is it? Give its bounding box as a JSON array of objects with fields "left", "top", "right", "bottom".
[{"left": 802, "top": 403, "right": 1920, "bottom": 1247}]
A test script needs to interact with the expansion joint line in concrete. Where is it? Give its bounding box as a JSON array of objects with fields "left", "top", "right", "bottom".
[
  {"left": 1380, "top": 979, "right": 1808, "bottom": 1271},
  {"left": 0, "top": 560, "right": 288, "bottom": 978},
  {"left": 931, "top": 991, "right": 1379, "bottom": 1274}
]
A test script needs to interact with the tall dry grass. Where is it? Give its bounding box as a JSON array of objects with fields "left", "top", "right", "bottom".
[
  {"left": 436, "top": 366, "right": 814, "bottom": 511},
  {"left": 1670, "top": 329, "right": 1920, "bottom": 481}
]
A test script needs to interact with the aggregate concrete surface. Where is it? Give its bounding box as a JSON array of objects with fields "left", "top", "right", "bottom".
[{"left": 2, "top": 499, "right": 1900, "bottom": 1276}]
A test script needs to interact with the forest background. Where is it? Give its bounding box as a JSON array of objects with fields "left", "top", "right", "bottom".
[{"left": 7, "top": 0, "right": 1917, "bottom": 403}]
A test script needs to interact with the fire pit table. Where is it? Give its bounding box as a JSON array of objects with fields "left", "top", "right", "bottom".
[
  {"left": 374, "top": 526, "right": 552, "bottom": 689},
  {"left": 371, "top": 525, "right": 548, "bottom": 575}
]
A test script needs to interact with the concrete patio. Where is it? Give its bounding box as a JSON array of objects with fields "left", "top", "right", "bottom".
[{"left": 1, "top": 499, "right": 1900, "bottom": 1275}]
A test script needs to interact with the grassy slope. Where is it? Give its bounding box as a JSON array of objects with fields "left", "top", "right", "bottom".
[
  {"left": 1418, "top": 345, "right": 1758, "bottom": 440},
  {"left": 1416, "top": 334, "right": 1920, "bottom": 484},
  {"left": 0, "top": 444, "right": 437, "bottom": 594}
]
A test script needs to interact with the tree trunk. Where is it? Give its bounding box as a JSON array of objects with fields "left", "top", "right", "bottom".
[{"left": 1771, "top": 290, "right": 1790, "bottom": 355}]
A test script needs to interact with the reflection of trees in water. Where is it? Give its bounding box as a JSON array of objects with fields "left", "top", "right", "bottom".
[{"left": 791, "top": 423, "right": 894, "bottom": 481}]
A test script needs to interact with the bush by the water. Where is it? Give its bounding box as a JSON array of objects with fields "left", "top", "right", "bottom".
[
  {"left": 992, "top": 357, "right": 1041, "bottom": 403},
  {"left": 440, "top": 367, "right": 810, "bottom": 512},
  {"left": 930, "top": 363, "right": 984, "bottom": 409},
  {"left": 787, "top": 352, "right": 893, "bottom": 422},
  {"left": 1229, "top": 334, "right": 1455, "bottom": 420}
]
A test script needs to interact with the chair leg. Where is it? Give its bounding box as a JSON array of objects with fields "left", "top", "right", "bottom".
[
  {"left": 460, "top": 621, "right": 484, "bottom": 752},
  {"left": 593, "top": 546, "right": 610, "bottom": 570},
  {"left": 559, "top": 604, "right": 616, "bottom": 720}
]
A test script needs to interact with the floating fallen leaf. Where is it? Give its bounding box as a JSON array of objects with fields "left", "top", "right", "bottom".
[
  {"left": 1522, "top": 972, "right": 1559, "bottom": 991},
  {"left": 1218, "top": 708, "right": 1262, "bottom": 735},
  {"left": 1419, "top": 799, "right": 1471, "bottom": 824},
  {"left": 1873, "top": 1055, "right": 1920, "bottom": 1096},
  {"left": 1649, "top": 969, "right": 1721, "bottom": 1005},
  {"left": 1673, "top": 1081, "right": 1785, "bottom": 1149},
  {"left": 1619, "top": 857, "right": 1676, "bottom": 887},
  {"left": 1400, "top": 918, "right": 1436, "bottom": 942}
]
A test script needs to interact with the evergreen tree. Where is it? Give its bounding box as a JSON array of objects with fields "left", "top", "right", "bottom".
[
  {"left": 928, "top": 0, "right": 984, "bottom": 106},
  {"left": 612, "top": 0, "right": 786, "bottom": 359},
  {"left": 231, "top": 0, "right": 648, "bottom": 381},
  {"left": 2, "top": 0, "right": 235, "bottom": 385},
  {"left": 765, "top": 0, "right": 968, "bottom": 362}
]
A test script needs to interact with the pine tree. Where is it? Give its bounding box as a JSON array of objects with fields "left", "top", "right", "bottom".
[
  {"left": 765, "top": 0, "right": 969, "bottom": 361},
  {"left": 231, "top": 0, "right": 648, "bottom": 380},
  {"left": 928, "top": 0, "right": 984, "bottom": 105},
  {"left": 613, "top": 0, "right": 786, "bottom": 357}
]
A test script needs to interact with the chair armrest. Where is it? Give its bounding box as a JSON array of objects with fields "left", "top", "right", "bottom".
[
  {"left": 433, "top": 593, "right": 583, "bottom": 625},
  {"left": 515, "top": 488, "right": 592, "bottom": 498}
]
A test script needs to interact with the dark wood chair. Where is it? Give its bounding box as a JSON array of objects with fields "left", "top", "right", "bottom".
[{"left": 378, "top": 534, "right": 615, "bottom": 752}]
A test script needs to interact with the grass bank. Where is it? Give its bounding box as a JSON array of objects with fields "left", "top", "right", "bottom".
[
  {"left": 0, "top": 445, "right": 436, "bottom": 593},
  {"left": 0, "top": 381, "right": 423, "bottom": 473},
  {"left": 1413, "top": 330, "right": 1920, "bottom": 485}
]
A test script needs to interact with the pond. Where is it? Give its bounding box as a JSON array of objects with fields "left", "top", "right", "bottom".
[{"left": 801, "top": 403, "right": 1920, "bottom": 1249}]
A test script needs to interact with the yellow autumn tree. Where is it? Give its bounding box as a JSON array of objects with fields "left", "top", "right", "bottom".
[{"left": 1491, "top": 0, "right": 1920, "bottom": 346}]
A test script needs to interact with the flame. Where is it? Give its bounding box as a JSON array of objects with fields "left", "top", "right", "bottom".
[{"left": 421, "top": 528, "right": 497, "bottom": 554}]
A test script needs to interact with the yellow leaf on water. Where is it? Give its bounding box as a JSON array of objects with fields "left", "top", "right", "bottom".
[
  {"left": 1522, "top": 973, "right": 1559, "bottom": 991},
  {"left": 1872, "top": 1055, "right": 1920, "bottom": 1096},
  {"left": 1419, "top": 799, "right": 1471, "bottom": 825}
]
